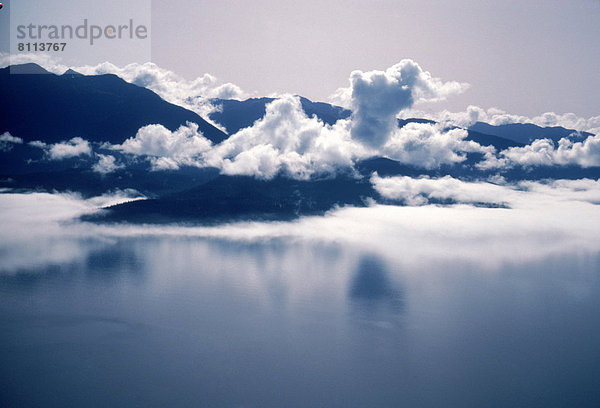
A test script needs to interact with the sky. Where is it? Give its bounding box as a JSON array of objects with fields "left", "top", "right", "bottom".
[{"left": 1, "top": 0, "right": 599, "bottom": 118}]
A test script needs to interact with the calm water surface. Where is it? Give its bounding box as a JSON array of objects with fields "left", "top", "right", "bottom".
[{"left": 1, "top": 235, "right": 600, "bottom": 407}]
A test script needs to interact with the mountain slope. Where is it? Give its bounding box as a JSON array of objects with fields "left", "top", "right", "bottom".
[
  {"left": 0, "top": 63, "right": 227, "bottom": 145},
  {"left": 469, "top": 122, "right": 592, "bottom": 144},
  {"left": 465, "top": 129, "right": 524, "bottom": 150}
]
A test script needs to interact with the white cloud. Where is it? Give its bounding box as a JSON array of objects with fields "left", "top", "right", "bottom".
[
  {"left": 92, "top": 154, "right": 124, "bottom": 174},
  {"left": 115, "top": 96, "right": 493, "bottom": 177},
  {"left": 79, "top": 61, "right": 247, "bottom": 100},
  {"left": 28, "top": 140, "right": 47, "bottom": 149},
  {"left": 204, "top": 95, "right": 366, "bottom": 179},
  {"left": 383, "top": 123, "right": 493, "bottom": 169},
  {"left": 0, "top": 132, "right": 23, "bottom": 144},
  {"left": 111, "top": 96, "right": 367, "bottom": 179},
  {"left": 396, "top": 105, "right": 600, "bottom": 170},
  {"left": 27, "top": 137, "right": 92, "bottom": 160},
  {"left": 539, "top": 135, "right": 600, "bottom": 167},
  {"left": 479, "top": 134, "right": 600, "bottom": 169},
  {"left": 372, "top": 174, "right": 600, "bottom": 210},
  {"left": 371, "top": 174, "right": 511, "bottom": 206},
  {"left": 114, "top": 122, "right": 213, "bottom": 171},
  {"left": 47, "top": 137, "right": 92, "bottom": 160},
  {"left": 499, "top": 139, "right": 556, "bottom": 167},
  {"left": 519, "top": 178, "right": 600, "bottom": 204},
  {"left": 332, "top": 59, "right": 469, "bottom": 148},
  {"left": 0, "top": 132, "right": 23, "bottom": 152}
]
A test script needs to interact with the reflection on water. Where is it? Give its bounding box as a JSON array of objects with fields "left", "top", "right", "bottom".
[
  {"left": 85, "top": 245, "right": 143, "bottom": 279},
  {"left": 350, "top": 256, "right": 397, "bottom": 300},
  {"left": 1, "top": 235, "right": 600, "bottom": 408},
  {"left": 348, "top": 255, "right": 404, "bottom": 329},
  {"left": 0, "top": 241, "right": 145, "bottom": 290}
]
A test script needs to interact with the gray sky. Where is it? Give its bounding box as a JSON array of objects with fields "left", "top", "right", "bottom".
[{"left": 2, "top": 0, "right": 599, "bottom": 117}]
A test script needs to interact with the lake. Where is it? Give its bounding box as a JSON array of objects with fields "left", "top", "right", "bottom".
[{"left": 1, "top": 193, "right": 600, "bottom": 407}]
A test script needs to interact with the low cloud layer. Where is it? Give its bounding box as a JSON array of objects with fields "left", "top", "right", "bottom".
[
  {"left": 115, "top": 91, "right": 495, "bottom": 178},
  {"left": 1, "top": 178, "right": 600, "bottom": 274},
  {"left": 371, "top": 174, "right": 509, "bottom": 206},
  {"left": 116, "top": 122, "right": 213, "bottom": 171},
  {"left": 206, "top": 95, "right": 363, "bottom": 179},
  {"left": 371, "top": 174, "right": 600, "bottom": 208},
  {"left": 114, "top": 95, "right": 364, "bottom": 178},
  {"left": 27, "top": 96, "right": 594, "bottom": 178},
  {"left": 0, "top": 190, "right": 145, "bottom": 272},
  {"left": 383, "top": 123, "right": 492, "bottom": 169},
  {"left": 479, "top": 134, "right": 600, "bottom": 169}
]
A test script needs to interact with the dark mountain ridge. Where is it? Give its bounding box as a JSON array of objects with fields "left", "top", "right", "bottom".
[
  {"left": 83, "top": 174, "right": 377, "bottom": 224},
  {"left": 0, "top": 63, "right": 227, "bottom": 145},
  {"left": 469, "top": 121, "right": 593, "bottom": 144}
]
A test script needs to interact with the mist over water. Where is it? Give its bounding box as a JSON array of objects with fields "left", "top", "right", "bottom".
[{"left": 1, "top": 190, "right": 600, "bottom": 407}]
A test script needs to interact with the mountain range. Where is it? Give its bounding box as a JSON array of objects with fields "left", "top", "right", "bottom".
[{"left": 1, "top": 63, "right": 598, "bottom": 224}]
